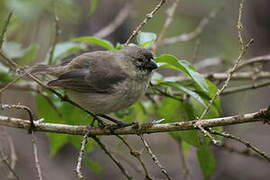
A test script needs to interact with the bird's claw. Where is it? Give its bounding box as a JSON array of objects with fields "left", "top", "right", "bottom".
[{"left": 108, "top": 122, "right": 136, "bottom": 132}]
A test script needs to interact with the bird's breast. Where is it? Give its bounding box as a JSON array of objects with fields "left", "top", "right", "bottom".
[{"left": 66, "top": 78, "right": 150, "bottom": 114}]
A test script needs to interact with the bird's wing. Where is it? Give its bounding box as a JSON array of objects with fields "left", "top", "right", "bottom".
[{"left": 47, "top": 67, "right": 127, "bottom": 93}]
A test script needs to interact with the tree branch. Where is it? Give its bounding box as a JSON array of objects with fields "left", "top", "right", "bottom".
[{"left": 0, "top": 108, "right": 269, "bottom": 136}]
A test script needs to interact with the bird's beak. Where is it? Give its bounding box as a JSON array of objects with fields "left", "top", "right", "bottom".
[{"left": 146, "top": 59, "right": 158, "bottom": 71}]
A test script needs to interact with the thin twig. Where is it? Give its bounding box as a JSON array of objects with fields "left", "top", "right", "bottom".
[
  {"left": 152, "top": 0, "right": 180, "bottom": 54},
  {"left": 116, "top": 135, "right": 152, "bottom": 179},
  {"left": 37, "top": 90, "right": 63, "bottom": 117},
  {"left": 0, "top": 49, "right": 17, "bottom": 70},
  {"left": 210, "top": 130, "right": 270, "bottom": 162},
  {"left": 109, "top": 148, "right": 144, "bottom": 175},
  {"left": 0, "top": 128, "right": 19, "bottom": 180},
  {"left": 0, "top": 81, "right": 38, "bottom": 91},
  {"left": 222, "top": 80, "right": 270, "bottom": 95},
  {"left": 1, "top": 104, "right": 43, "bottom": 179},
  {"left": 48, "top": 6, "right": 60, "bottom": 65},
  {"left": 0, "top": 72, "right": 28, "bottom": 94},
  {"left": 1, "top": 104, "right": 35, "bottom": 133},
  {"left": 139, "top": 135, "right": 172, "bottom": 180},
  {"left": 31, "top": 132, "right": 43, "bottom": 180},
  {"left": 199, "top": 0, "right": 251, "bottom": 120},
  {"left": 195, "top": 0, "right": 251, "bottom": 145},
  {"left": 213, "top": 142, "right": 266, "bottom": 162},
  {"left": 75, "top": 130, "right": 91, "bottom": 180},
  {"left": 0, "top": 152, "right": 19, "bottom": 180},
  {"left": 163, "top": 71, "right": 270, "bottom": 83},
  {"left": 125, "top": 0, "right": 166, "bottom": 45},
  {"left": 93, "top": 3, "right": 130, "bottom": 38},
  {"left": 0, "top": 11, "right": 13, "bottom": 49},
  {"left": 160, "top": 5, "right": 223, "bottom": 45},
  {"left": 92, "top": 136, "right": 132, "bottom": 179},
  {"left": 6, "top": 129, "right": 17, "bottom": 172},
  {"left": 194, "top": 124, "right": 221, "bottom": 145},
  {"left": 236, "top": 54, "right": 270, "bottom": 71}
]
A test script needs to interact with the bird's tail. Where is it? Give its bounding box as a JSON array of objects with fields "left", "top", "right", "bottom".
[{"left": 29, "top": 64, "right": 63, "bottom": 76}]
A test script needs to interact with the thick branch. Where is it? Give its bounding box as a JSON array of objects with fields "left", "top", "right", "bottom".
[{"left": 0, "top": 108, "right": 269, "bottom": 136}]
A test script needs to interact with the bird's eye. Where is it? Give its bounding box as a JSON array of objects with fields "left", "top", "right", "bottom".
[{"left": 137, "top": 58, "right": 144, "bottom": 63}]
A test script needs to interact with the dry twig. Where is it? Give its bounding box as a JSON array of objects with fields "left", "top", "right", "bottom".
[
  {"left": 210, "top": 130, "right": 270, "bottom": 162},
  {"left": 160, "top": 5, "right": 222, "bottom": 45},
  {"left": 0, "top": 128, "right": 19, "bottom": 180},
  {"left": 31, "top": 133, "right": 43, "bottom": 180},
  {"left": 75, "top": 130, "right": 91, "bottom": 180},
  {"left": 116, "top": 135, "right": 152, "bottom": 179},
  {"left": 195, "top": 0, "right": 252, "bottom": 144},
  {"left": 0, "top": 152, "right": 19, "bottom": 180},
  {"left": 48, "top": 6, "right": 60, "bottom": 65},
  {"left": 1, "top": 104, "right": 43, "bottom": 180},
  {"left": 125, "top": 0, "right": 166, "bottom": 45},
  {"left": 214, "top": 142, "right": 267, "bottom": 162},
  {"left": 152, "top": 0, "right": 180, "bottom": 54},
  {"left": 92, "top": 136, "right": 132, "bottom": 180},
  {"left": 222, "top": 80, "right": 270, "bottom": 95},
  {"left": 139, "top": 135, "right": 172, "bottom": 180},
  {"left": 0, "top": 11, "right": 13, "bottom": 49}
]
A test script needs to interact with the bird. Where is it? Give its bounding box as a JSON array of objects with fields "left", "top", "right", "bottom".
[{"left": 31, "top": 46, "right": 158, "bottom": 127}]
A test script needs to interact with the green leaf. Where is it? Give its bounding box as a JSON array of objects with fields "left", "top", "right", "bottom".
[
  {"left": 20, "top": 44, "right": 39, "bottom": 64},
  {"left": 190, "top": 97, "right": 219, "bottom": 119},
  {"left": 133, "top": 103, "right": 147, "bottom": 123},
  {"left": 180, "top": 140, "right": 191, "bottom": 157},
  {"left": 0, "top": 66, "right": 14, "bottom": 82},
  {"left": 158, "top": 97, "right": 184, "bottom": 123},
  {"left": 137, "top": 32, "right": 157, "bottom": 48},
  {"left": 47, "top": 134, "right": 69, "bottom": 156},
  {"left": 72, "top": 36, "right": 114, "bottom": 50},
  {"left": 197, "top": 145, "right": 216, "bottom": 179},
  {"left": 115, "top": 108, "right": 133, "bottom": 119},
  {"left": 190, "top": 80, "right": 222, "bottom": 119},
  {"left": 89, "top": 0, "right": 98, "bottom": 15},
  {"left": 0, "top": 72, "right": 14, "bottom": 82},
  {"left": 116, "top": 103, "right": 147, "bottom": 123},
  {"left": 207, "top": 80, "right": 222, "bottom": 114},
  {"left": 60, "top": 102, "right": 91, "bottom": 125},
  {"left": 158, "top": 98, "right": 201, "bottom": 147},
  {"left": 36, "top": 94, "right": 68, "bottom": 155},
  {"left": 36, "top": 94, "right": 95, "bottom": 155},
  {"left": 155, "top": 54, "right": 209, "bottom": 93},
  {"left": 115, "top": 43, "right": 124, "bottom": 50},
  {"left": 36, "top": 94, "right": 62, "bottom": 123},
  {"left": 161, "top": 82, "right": 207, "bottom": 107}
]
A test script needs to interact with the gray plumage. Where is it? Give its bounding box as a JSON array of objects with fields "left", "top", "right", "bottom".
[{"left": 31, "top": 46, "right": 157, "bottom": 114}]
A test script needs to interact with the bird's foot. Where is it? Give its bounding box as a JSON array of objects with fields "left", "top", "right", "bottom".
[
  {"left": 108, "top": 122, "right": 137, "bottom": 132},
  {"left": 90, "top": 116, "right": 106, "bottom": 128}
]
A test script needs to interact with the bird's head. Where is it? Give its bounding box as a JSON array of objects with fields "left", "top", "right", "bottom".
[{"left": 120, "top": 46, "right": 158, "bottom": 80}]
